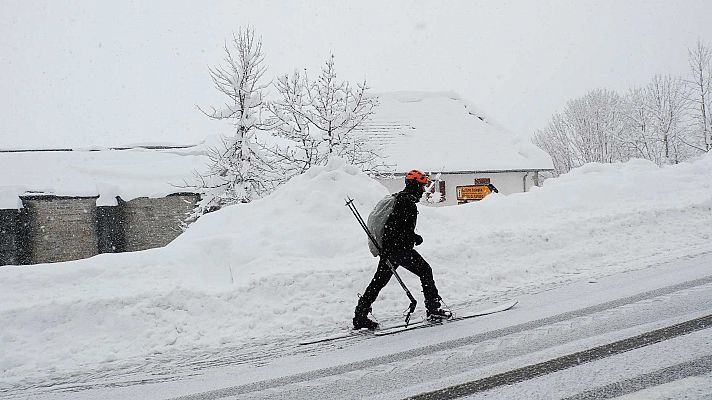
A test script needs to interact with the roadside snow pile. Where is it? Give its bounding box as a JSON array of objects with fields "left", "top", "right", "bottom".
[
  {"left": 167, "top": 158, "right": 387, "bottom": 280},
  {"left": 418, "top": 155, "right": 712, "bottom": 304},
  {"left": 1, "top": 155, "right": 711, "bottom": 385}
]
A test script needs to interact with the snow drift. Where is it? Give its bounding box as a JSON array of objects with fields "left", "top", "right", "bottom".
[{"left": 1, "top": 155, "right": 711, "bottom": 386}]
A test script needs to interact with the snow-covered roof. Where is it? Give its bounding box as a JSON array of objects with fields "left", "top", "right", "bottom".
[
  {"left": 0, "top": 147, "right": 207, "bottom": 209},
  {"left": 361, "top": 91, "right": 553, "bottom": 173},
  {"left": 0, "top": 92, "right": 553, "bottom": 209}
]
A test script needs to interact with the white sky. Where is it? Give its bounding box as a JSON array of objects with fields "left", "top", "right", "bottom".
[{"left": 1, "top": 0, "right": 711, "bottom": 149}]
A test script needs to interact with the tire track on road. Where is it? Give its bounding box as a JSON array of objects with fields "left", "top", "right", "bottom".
[
  {"left": 563, "top": 354, "right": 712, "bottom": 399},
  {"left": 407, "top": 315, "right": 712, "bottom": 400}
]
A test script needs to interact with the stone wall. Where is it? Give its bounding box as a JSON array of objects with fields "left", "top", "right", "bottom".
[
  {"left": 0, "top": 193, "right": 199, "bottom": 266},
  {"left": 24, "top": 196, "right": 99, "bottom": 264},
  {"left": 123, "top": 195, "right": 197, "bottom": 252}
]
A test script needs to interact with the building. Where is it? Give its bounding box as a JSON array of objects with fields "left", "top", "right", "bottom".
[
  {"left": 0, "top": 146, "right": 204, "bottom": 265},
  {"left": 362, "top": 92, "right": 553, "bottom": 205},
  {"left": 1, "top": 92, "right": 554, "bottom": 265}
]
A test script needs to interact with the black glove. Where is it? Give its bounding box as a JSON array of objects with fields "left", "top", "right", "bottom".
[
  {"left": 414, "top": 234, "right": 423, "bottom": 246},
  {"left": 488, "top": 183, "right": 499, "bottom": 193}
]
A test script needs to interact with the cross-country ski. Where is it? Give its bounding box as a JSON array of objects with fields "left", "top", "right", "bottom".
[
  {"left": 300, "top": 300, "right": 518, "bottom": 345},
  {"left": 299, "top": 317, "right": 425, "bottom": 346},
  {"left": 374, "top": 299, "right": 519, "bottom": 336}
]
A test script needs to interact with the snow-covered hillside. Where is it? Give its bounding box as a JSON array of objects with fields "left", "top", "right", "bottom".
[{"left": 1, "top": 154, "right": 711, "bottom": 386}]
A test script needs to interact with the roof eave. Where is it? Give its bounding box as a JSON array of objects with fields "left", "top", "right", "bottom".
[{"left": 382, "top": 168, "right": 555, "bottom": 176}]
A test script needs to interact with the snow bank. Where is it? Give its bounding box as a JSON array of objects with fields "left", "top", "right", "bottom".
[
  {"left": 1, "top": 155, "right": 711, "bottom": 385},
  {"left": 169, "top": 158, "right": 387, "bottom": 278}
]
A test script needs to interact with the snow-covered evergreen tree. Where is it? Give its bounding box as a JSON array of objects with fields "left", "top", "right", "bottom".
[
  {"left": 266, "top": 55, "right": 383, "bottom": 179},
  {"left": 190, "top": 28, "right": 277, "bottom": 221}
]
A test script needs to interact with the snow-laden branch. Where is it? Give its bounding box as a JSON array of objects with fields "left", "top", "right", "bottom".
[
  {"left": 189, "top": 27, "right": 278, "bottom": 223},
  {"left": 266, "top": 55, "right": 385, "bottom": 179}
]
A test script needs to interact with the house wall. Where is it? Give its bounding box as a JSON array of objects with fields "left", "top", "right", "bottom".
[
  {"left": 0, "top": 193, "right": 199, "bottom": 266},
  {"left": 376, "top": 171, "right": 541, "bottom": 206}
]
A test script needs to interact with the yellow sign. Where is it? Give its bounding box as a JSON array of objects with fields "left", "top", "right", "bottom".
[{"left": 456, "top": 185, "right": 491, "bottom": 201}]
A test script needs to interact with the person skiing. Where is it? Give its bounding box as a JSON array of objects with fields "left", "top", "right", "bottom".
[{"left": 353, "top": 169, "right": 450, "bottom": 330}]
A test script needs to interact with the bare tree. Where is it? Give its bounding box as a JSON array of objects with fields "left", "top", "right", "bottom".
[
  {"left": 685, "top": 39, "right": 712, "bottom": 153},
  {"left": 534, "top": 89, "right": 625, "bottom": 175},
  {"left": 265, "top": 70, "right": 318, "bottom": 177},
  {"left": 535, "top": 41, "right": 710, "bottom": 173},
  {"left": 190, "top": 28, "right": 278, "bottom": 221},
  {"left": 644, "top": 74, "right": 690, "bottom": 164},
  {"left": 621, "top": 87, "right": 660, "bottom": 163},
  {"left": 266, "top": 55, "right": 384, "bottom": 179},
  {"left": 533, "top": 113, "right": 575, "bottom": 175}
]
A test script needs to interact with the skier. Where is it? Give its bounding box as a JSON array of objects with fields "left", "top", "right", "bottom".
[{"left": 353, "top": 169, "right": 451, "bottom": 330}]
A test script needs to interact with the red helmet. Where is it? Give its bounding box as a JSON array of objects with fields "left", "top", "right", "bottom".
[{"left": 405, "top": 169, "right": 430, "bottom": 185}]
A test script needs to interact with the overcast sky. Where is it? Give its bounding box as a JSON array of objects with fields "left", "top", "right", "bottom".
[{"left": 1, "top": 0, "right": 711, "bottom": 149}]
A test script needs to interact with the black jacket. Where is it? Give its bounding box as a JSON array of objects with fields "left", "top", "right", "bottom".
[{"left": 381, "top": 185, "right": 421, "bottom": 255}]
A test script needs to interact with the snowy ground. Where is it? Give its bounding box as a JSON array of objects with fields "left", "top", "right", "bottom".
[
  {"left": 1, "top": 154, "right": 711, "bottom": 398},
  {"left": 11, "top": 251, "right": 712, "bottom": 399}
]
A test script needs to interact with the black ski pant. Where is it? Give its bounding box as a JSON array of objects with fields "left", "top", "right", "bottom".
[{"left": 355, "top": 249, "right": 441, "bottom": 318}]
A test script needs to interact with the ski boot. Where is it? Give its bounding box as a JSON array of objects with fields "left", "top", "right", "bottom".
[
  {"left": 426, "top": 308, "right": 453, "bottom": 322},
  {"left": 353, "top": 315, "right": 379, "bottom": 330}
]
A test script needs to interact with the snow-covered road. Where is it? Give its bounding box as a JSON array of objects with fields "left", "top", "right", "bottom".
[{"left": 14, "top": 251, "right": 711, "bottom": 400}]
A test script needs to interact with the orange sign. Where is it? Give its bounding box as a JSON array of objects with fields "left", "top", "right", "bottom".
[{"left": 456, "top": 185, "right": 491, "bottom": 201}]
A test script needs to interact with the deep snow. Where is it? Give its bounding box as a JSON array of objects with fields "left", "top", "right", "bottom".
[
  {"left": 1, "top": 154, "right": 711, "bottom": 387},
  {"left": 0, "top": 147, "right": 208, "bottom": 208}
]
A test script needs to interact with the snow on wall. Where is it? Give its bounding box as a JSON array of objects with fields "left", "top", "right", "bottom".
[{"left": 0, "top": 148, "right": 208, "bottom": 209}]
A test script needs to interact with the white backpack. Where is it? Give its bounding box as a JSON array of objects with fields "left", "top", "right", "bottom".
[{"left": 366, "top": 194, "right": 397, "bottom": 257}]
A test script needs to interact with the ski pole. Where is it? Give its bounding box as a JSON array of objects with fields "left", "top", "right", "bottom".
[{"left": 345, "top": 197, "right": 418, "bottom": 325}]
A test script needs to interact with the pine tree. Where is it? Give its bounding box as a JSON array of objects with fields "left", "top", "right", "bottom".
[{"left": 190, "top": 28, "right": 278, "bottom": 221}]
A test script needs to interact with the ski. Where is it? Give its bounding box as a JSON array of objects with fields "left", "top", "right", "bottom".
[
  {"left": 298, "top": 329, "right": 372, "bottom": 345},
  {"left": 374, "top": 299, "right": 518, "bottom": 337},
  {"left": 300, "top": 300, "right": 517, "bottom": 345},
  {"left": 299, "top": 317, "right": 425, "bottom": 346}
]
